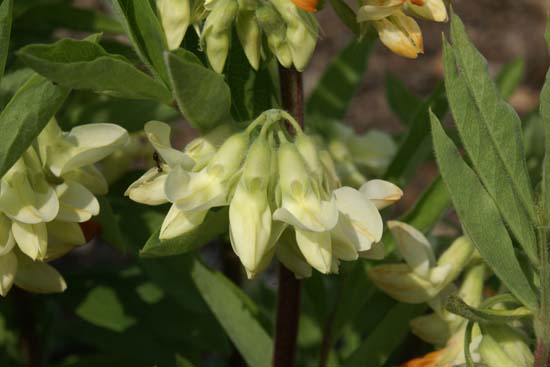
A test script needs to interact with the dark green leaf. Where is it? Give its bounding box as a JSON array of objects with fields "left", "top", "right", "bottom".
[
  {"left": 495, "top": 58, "right": 524, "bottom": 100},
  {"left": 430, "top": 110, "right": 538, "bottom": 310},
  {"left": 328, "top": 0, "right": 358, "bottom": 35},
  {"left": 383, "top": 82, "right": 447, "bottom": 183},
  {"left": 385, "top": 72, "right": 421, "bottom": 125},
  {"left": 306, "top": 37, "right": 375, "bottom": 120},
  {"left": 0, "top": 0, "right": 13, "bottom": 83},
  {"left": 140, "top": 208, "right": 229, "bottom": 258},
  {"left": 190, "top": 258, "right": 273, "bottom": 367},
  {"left": 18, "top": 38, "right": 172, "bottom": 103},
  {"left": 165, "top": 50, "right": 233, "bottom": 132},
  {"left": 445, "top": 295, "right": 532, "bottom": 324},
  {"left": 110, "top": 0, "right": 169, "bottom": 83},
  {"left": 343, "top": 303, "right": 426, "bottom": 367},
  {"left": 96, "top": 197, "right": 127, "bottom": 252},
  {"left": 0, "top": 74, "right": 68, "bottom": 179},
  {"left": 446, "top": 14, "right": 537, "bottom": 263}
]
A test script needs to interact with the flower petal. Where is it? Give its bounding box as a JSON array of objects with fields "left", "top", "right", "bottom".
[
  {"left": 125, "top": 167, "right": 169, "bottom": 205},
  {"left": 14, "top": 252, "right": 67, "bottom": 294},
  {"left": 62, "top": 164, "right": 108, "bottom": 196},
  {"left": 0, "top": 251, "right": 17, "bottom": 296},
  {"left": 12, "top": 221, "right": 48, "bottom": 261},
  {"left": 359, "top": 241, "right": 386, "bottom": 260},
  {"left": 295, "top": 229, "right": 332, "bottom": 274},
  {"left": 0, "top": 214, "right": 15, "bottom": 256},
  {"left": 144, "top": 121, "right": 193, "bottom": 168},
  {"left": 360, "top": 179, "right": 403, "bottom": 209},
  {"left": 388, "top": 220, "right": 435, "bottom": 279},
  {"left": 45, "top": 221, "right": 86, "bottom": 261},
  {"left": 276, "top": 230, "right": 312, "bottom": 279},
  {"left": 357, "top": 0, "right": 403, "bottom": 22},
  {"left": 55, "top": 180, "right": 100, "bottom": 223},
  {"left": 406, "top": 0, "right": 447, "bottom": 22},
  {"left": 47, "top": 123, "right": 129, "bottom": 176},
  {"left": 159, "top": 205, "right": 208, "bottom": 240},
  {"left": 373, "top": 16, "right": 422, "bottom": 59}
]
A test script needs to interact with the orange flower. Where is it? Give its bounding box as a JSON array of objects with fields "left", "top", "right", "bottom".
[
  {"left": 292, "top": 0, "right": 317, "bottom": 12},
  {"left": 401, "top": 350, "right": 442, "bottom": 367}
]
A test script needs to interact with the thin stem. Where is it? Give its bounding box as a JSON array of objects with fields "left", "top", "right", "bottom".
[{"left": 272, "top": 65, "right": 304, "bottom": 367}]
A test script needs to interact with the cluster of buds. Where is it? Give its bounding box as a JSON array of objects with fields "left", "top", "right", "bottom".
[
  {"left": 357, "top": 0, "right": 448, "bottom": 58},
  {"left": 126, "top": 109, "right": 402, "bottom": 278},
  {"left": 156, "top": 0, "right": 320, "bottom": 73},
  {"left": 0, "top": 120, "right": 128, "bottom": 296}
]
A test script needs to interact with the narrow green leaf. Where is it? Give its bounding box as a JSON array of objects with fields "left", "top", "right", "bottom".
[
  {"left": 495, "top": 58, "right": 524, "bottom": 100},
  {"left": 447, "top": 14, "right": 537, "bottom": 262},
  {"left": 0, "top": 74, "right": 69, "bottom": 179},
  {"left": 165, "top": 50, "right": 232, "bottom": 132},
  {"left": 328, "top": 0, "right": 359, "bottom": 35},
  {"left": 540, "top": 69, "right": 550, "bottom": 223},
  {"left": 190, "top": 258, "right": 273, "bottom": 367},
  {"left": 0, "top": 0, "right": 13, "bottom": 83},
  {"left": 445, "top": 295, "right": 532, "bottom": 324},
  {"left": 18, "top": 38, "right": 172, "bottom": 103},
  {"left": 384, "top": 82, "right": 447, "bottom": 183},
  {"left": 385, "top": 72, "right": 421, "bottom": 125},
  {"left": 430, "top": 111, "right": 538, "bottom": 310},
  {"left": 343, "top": 303, "right": 426, "bottom": 367},
  {"left": 306, "top": 38, "right": 375, "bottom": 120},
  {"left": 110, "top": 0, "right": 169, "bottom": 84},
  {"left": 140, "top": 208, "right": 229, "bottom": 258}
]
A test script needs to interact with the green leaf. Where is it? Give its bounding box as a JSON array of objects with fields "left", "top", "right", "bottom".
[
  {"left": 0, "top": 74, "right": 69, "bottom": 179},
  {"left": 540, "top": 69, "right": 550, "bottom": 223},
  {"left": 165, "top": 50, "right": 232, "bottom": 132},
  {"left": 110, "top": 0, "right": 169, "bottom": 84},
  {"left": 385, "top": 72, "right": 421, "bottom": 125},
  {"left": 306, "top": 38, "right": 375, "bottom": 120},
  {"left": 190, "top": 258, "right": 273, "bottom": 367},
  {"left": 445, "top": 295, "right": 532, "bottom": 324},
  {"left": 96, "top": 197, "right": 127, "bottom": 252},
  {"left": 328, "top": 0, "right": 359, "bottom": 35},
  {"left": 446, "top": 14, "right": 537, "bottom": 263},
  {"left": 383, "top": 82, "right": 447, "bottom": 183},
  {"left": 18, "top": 38, "right": 172, "bottom": 103},
  {"left": 140, "top": 208, "right": 229, "bottom": 258},
  {"left": 343, "top": 303, "right": 426, "bottom": 367},
  {"left": 0, "top": 0, "right": 13, "bottom": 83},
  {"left": 430, "top": 111, "right": 538, "bottom": 310},
  {"left": 495, "top": 58, "right": 524, "bottom": 100}
]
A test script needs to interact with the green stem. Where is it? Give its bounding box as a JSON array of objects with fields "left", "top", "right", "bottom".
[{"left": 535, "top": 226, "right": 550, "bottom": 367}]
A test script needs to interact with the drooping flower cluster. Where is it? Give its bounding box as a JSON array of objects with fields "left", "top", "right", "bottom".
[
  {"left": 156, "top": 0, "right": 319, "bottom": 73},
  {"left": 126, "top": 109, "right": 402, "bottom": 278},
  {"left": 357, "top": 0, "right": 448, "bottom": 58},
  {"left": 0, "top": 119, "right": 128, "bottom": 296}
]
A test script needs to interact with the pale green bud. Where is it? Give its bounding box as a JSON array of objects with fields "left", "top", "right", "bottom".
[
  {"left": 410, "top": 313, "right": 451, "bottom": 346},
  {"left": 436, "top": 236, "right": 474, "bottom": 285},
  {"left": 360, "top": 179, "right": 403, "bottom": 210},
  {"left": 184, "top": 123, "right": 234, "bottom": 170},
  {"left": 269, "top": 0, "right": 318, "bottom": 71},
  {"left": 125, "top": 166, "right": 170, "bottom": 206},
  {"left": 230, "top": 137, "right": 273, "bottom": 276},
  {"left": 236, "top": 1, "right": 261, "bottom": 70},
  {"left": 256, "top": 3, "right": 293, "bottom": 68},
  {"left": 328, "top": 138, "right": 366, "bottom": 187},
  {"left": 157, "top": 0, "right": 191, "bottom": 50},
  {"left": 479, "top": 324, "right": 534, "bottom": 367},
  {"left": 295, "top": 133, "right": 323, "bottom": 179},
  {"left": 202, "top": 0, "right": 238, "bottom": 72},
  {"left": 160, "top": 205, "right": 208, "bottom": 240}
]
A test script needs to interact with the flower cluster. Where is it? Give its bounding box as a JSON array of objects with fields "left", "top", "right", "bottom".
[
  {"left": 156, "top": 0, "right": 319, "bottom": 73},
  {"left": 126, "top": 109, "right": 402, "bottom": 278},
  {"left": 0, "top": 120, "right": 128, "bottom": 296},
  {"left": 357, "top": 0, "right": 448, "bottom": 58}
]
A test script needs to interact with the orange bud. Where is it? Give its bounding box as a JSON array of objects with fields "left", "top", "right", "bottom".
[{"left": 292, "top": 0, "right": 317, "bottom": 12}]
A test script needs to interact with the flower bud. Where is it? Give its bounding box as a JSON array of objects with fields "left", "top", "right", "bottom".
[
  {"left": 160, "top": 205, "right": 208, "bottom": 240},
  {"left": 405, "top": 0, "right": 448, "bottom": 22},
  {"left": 157, "top": 0, "right": 191, "bottom": 50},
  {"left": 373, "top": 11, "right": 423, "bottom": 59},
  {"left": 479, "top": 324, "right": 534, "bottom": 367},
  {"left": 184, "top": 123, "right": 234, "bottom": 170},
  {"left": 236, "top": 5, "right": 261, "bottom": 70},
  {"left": 256, "top": 3, "right": 293, "bottom": 68},
  {"left": 295, "top": 133, "right": 323, "bottom": 179},
  {"left": 202, "top": 0, "right": 238, "bottom": 72},
  {"left": 125, "top": 166, "right": 170, "bottom": 205},
  {"left": 357, "top": 0, "right": 404, "bottom": 22},
  {"left": 328, "top": 138, "right": 366, "bottom": 187},
  {"left": 436, "top": 236, "right": 474, "bottom": 285},
  {"left": 388, "top": 220, "right": 435, "bottom": 278},
  {"left": 229, "top": 137, "right": 273, "bottom": 275},
  {"left": 360, "top": 179, "right": 403, "bottom": 210}
]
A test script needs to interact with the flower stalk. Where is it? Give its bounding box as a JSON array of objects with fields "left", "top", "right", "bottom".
[{"left": 272, "top": 65, "right": 304, "bottom": 367}]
